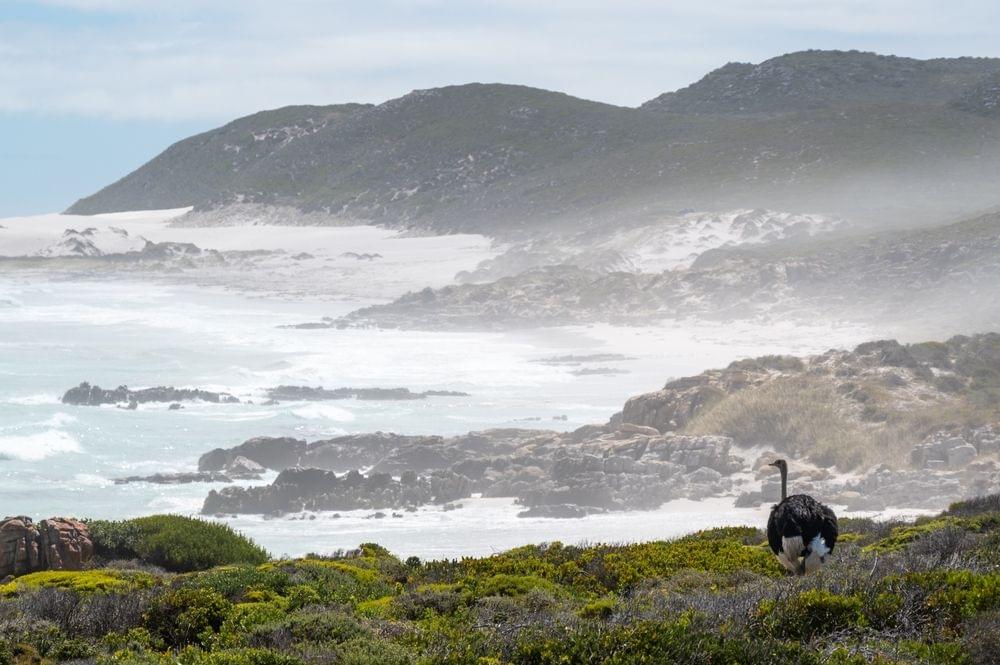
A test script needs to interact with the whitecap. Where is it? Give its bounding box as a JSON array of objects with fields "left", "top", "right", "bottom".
[
  {"left": 291, "top": 404, "right": 355, "bottom": 422},
  {"left": 4, "top": 393, "right": 59, "bottom": 406},
  {"left": 71, "top": 473, "right": 113, "bottom": 488},
  {"left": 205, "top": 410, "right": 280, "bottom": 423},
  {"left": 0, "top": 430, "right": 81, "bottom": 461},
  {"left": 43, "top": 413, "right": 77, "bottom": 427}
]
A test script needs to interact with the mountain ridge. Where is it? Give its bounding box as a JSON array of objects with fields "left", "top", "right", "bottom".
[{"left": 68, "top": 50, "right": 1000, "bottom": 235}]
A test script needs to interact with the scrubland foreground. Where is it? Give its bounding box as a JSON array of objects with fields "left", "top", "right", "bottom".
[{"left": 2, "top": 499, "right": 1000, "bottom": 665}]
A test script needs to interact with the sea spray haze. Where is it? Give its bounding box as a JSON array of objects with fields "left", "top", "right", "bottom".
[{"left": 3, "top": 3, "right": 1000, "bottom": 660}]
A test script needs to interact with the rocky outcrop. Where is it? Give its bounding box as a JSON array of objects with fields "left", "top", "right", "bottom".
[
  {"left": 114, "top": 471, "right": 234, "bottom": 485},
  {"left": 202, "top": 468, "right": 472, "bottom": 515},
  {"left": 195, "top": 334, "right": 1000, "bottom": 517},
  {"left": 0, "top": 517, "right": 93, "bottom": 578},
  {"left": 198, "top": 426, "right": 742, "bottom": 516},
  {"left": 199, "top": 437, "right": 308, "bottom": 472},
  {"left": 62, "top": 382, "right": 239, "bottom": 406},
  {"left": 911, "top": 425, "right": 1000, "bottom": 470}
]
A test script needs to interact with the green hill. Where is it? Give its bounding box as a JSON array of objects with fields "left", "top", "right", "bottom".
[{"left": 68, "top": 51, "right": 1000, "bottom": 235}]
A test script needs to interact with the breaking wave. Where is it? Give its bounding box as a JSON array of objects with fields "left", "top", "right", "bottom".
[{"left": 0, "top": 430, "right": 81, "bottom": 461}]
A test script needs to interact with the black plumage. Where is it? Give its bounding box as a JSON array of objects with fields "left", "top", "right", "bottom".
[{"left": 765, "top": 459, "right": 838, "bottom": 574}]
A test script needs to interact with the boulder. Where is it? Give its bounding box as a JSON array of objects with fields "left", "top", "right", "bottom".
[
  {"left": 37, "top": 518, "right": 93, "bottom": 571},
  {"left": 619, "top": 423, "right": 660, "bottom": 437},
  {"left": 225, "top": 456, "right": 266, "bottom": 479},
  {"left": 517, "top": 504, "right": 598, "bottom": 519},
  {"left": 0, "top": 516, "right": 93, "bottom": 578},
  {"left": 0, "top": 517, "right": 41, "bottom": 577}
]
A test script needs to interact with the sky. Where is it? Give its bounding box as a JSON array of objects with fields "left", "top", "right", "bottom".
[{"left": 2, "top": 0, "right": 1000, "bottom": 216}]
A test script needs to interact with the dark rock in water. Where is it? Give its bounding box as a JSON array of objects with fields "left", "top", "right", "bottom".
[
  {"left": 265, "top": 385, "right": 469, "bottom": 401},
  {"left": 224, "top": 456, "right": 266, "bottom": 479},
  {"left": 201, "top": 468, "right": 472, "bottom": 515},
  {"left": 570, "top": 367, "right": 631, "bottom": 376},
  {"left": 114, "top": 471, "right": 232, "bottom": 485},
  {"left": 534, "top": 354, "right": 635, "bottom": 365},
  {"left": 199, "top": 436, "right": 307, "bottom": 472},
  {"left": 168, "top": 403, "right": 183, "bottom": 411},
  {"left": 0, "top": 516, "right": 93, "bottom": 577},
  {"left": 517, "top": 504, "right": 601, "bottom": 519},
  {"left": 62, "top": 382, "right": 239, "bottom": 406}
]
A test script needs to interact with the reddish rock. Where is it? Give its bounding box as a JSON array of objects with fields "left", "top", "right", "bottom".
[
  {"left": 0, "top": 516, "right": 93, "bottom": 578},
  {"left": 38, "top": 518, "right": 93, "bottom": 571},
  {"left": 0, "top": 517, "right": 42, "bottom": 577}
]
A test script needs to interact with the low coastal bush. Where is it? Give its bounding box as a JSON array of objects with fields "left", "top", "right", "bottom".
[
  {"left": 2, "top": 502, "right": 1000, "bottom": 664},
  {"left": 0, "top": 570, "right": 156, "bottom": 597},
  {"left": 683, "top": 375, "right": 880, "bottom": 469},
  {"left": 88, "top": 516, "right": 269, "bottom": 572},
  {"left": 760, "top": 589, "right": 866, "bottom": 640},
  {"left": 144, "top": 588, "right": 232, "bottom": 647}
]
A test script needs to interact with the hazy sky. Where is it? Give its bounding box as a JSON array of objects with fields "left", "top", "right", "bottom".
[{"left": 3, "top": 0, "right": 1000, "bottom": 215}]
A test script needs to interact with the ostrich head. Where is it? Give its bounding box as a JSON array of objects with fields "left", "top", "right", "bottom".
[{"left": 768, "top": 458, "right": 789, "bottom": 500}]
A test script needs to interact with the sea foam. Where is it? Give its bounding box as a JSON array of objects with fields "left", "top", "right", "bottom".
[{"left": 0, "top": 430, "right": 81, "bottom": 461}]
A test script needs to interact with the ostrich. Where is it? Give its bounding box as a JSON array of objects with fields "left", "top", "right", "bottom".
[{"left": 766, "top": 459, "right": 838, "bottom": 575}]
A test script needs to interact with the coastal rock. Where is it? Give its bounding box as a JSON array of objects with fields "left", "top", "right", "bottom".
[
  {"left": 63, "top": 382, "right": 238, "bottom": 407},
  {"left": 0, "top": 517, "right": 92, "bottom": 578},
  {"left": 199, "top": 436, "right": 307, "bottom": 472},
  {"left": 37, "top": 518, "right": 94, "bottom": 571},
  {"left": 517, "top": 504, "right": 601, "bottom": 519},
  {"left": 0, "top": 517, "right": 41, "bottom": 577},
  {"left": 202, "top": 468, "right": 473, "bottom": 515},
  {"left": 114, "top": 471, "right": 232, "bottom": 485},
  {"left": 619, "top": 423, "right": 660, "bottom": 436},
  {"left": 224, "top": 456, "right": 266, "bottom": 479},
  {"left": 266, "top": 385, "right": 469, "bottom": 401}
]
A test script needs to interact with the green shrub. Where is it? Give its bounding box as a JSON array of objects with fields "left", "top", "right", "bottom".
[
  {"left": 515, "top": 617, "right": 820, "bottom": 665},
  {"left": 218, "top": 603, "right": 287, "bottom": 647},
  {"left": 144, "top": 587, "right": 232, "bottom": 647},
  {"left": 461, "top": 574, "right": 563, "bottom": 599},
  {"left": 945, "top": 494, "right": 1000, "bottom": 518},
  {"left": 272, "top": 560, "right": 396, "bottom": 606},
  {"left": 865, "top": 515, "right": 1000, "bottom": 553},
  {"left": 327, "top": 637, "right": 414, "bottom": 665},
  {"left": 589, "top": 539, "right": 782, "bottom": 590},
  {"left": 395, "top": 584, "right": 464, "bottom": 619},
  {"left": 0, "top": 570, "right": 156, "bottom": 595},
  {"left": 178, "top": 647, "right": 303, "bottom": 665},
  {"left": 49, "top": 637, "right": 96, "bottom": 661},
  {"left": 579, "top": 596, "right": 617, "bottom": 619},
  {"left": 249, "top": 611, "right": 366, "bottom": 648},
  {"left": 911, "top": 571, "right": 1000, "bottom": 631},
  {"left": 761, "top": 590, "right": 866, "bottom": 641},
  {"left": 727, "top": 355, "right": 805, "bottom": 372},
  {"left": 88, "top": 515, "right": 269, "bottom": 572},
  {"left": 678, "top": 526, "right": 766, "bottom": 546},
  {"left": 963, "top": 610, "right": 1000, "bottom": 665},
  {"left": 187, "top": 566, "right": 290, "bottom": 601}
]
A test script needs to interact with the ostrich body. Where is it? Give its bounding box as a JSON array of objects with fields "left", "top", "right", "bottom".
[{"left": 766, "top": 459, "right": 838, "bottom": 574}]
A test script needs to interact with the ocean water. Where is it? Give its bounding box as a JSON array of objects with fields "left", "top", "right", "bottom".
[{"left": 0, "top": 274, "right": 879, "bottom": 558}]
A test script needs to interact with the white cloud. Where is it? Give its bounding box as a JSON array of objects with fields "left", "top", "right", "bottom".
[{"left": 3, "top": 0, "right": 999, "bottom": 120}]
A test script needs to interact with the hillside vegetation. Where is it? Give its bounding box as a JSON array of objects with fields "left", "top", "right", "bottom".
[
  {"left": 622, "top": 334, "right": 1000, "bottom": 469},
  {"left": 3, "top": 500, "right": 1000, "bottom": 664},
  {"left": 68, "top": 51, "right": 1000, "bottom": 234}
]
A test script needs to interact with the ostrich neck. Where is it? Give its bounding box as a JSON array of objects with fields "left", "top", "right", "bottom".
[{"left": 780, "top": 466, "right": 788, "bottom": 501}]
